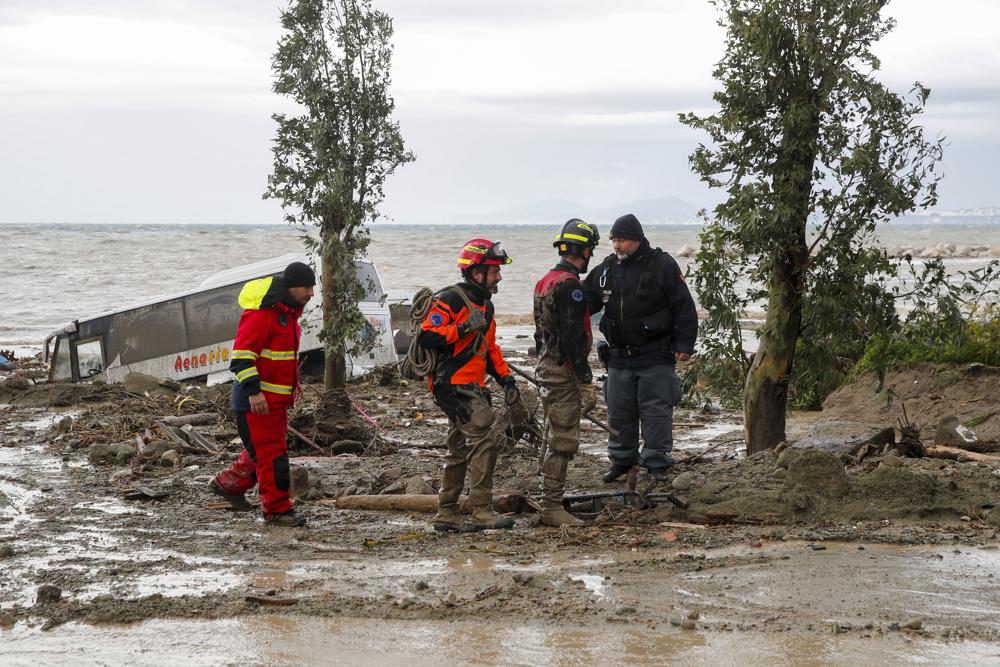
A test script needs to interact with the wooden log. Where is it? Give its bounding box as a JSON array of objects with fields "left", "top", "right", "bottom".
[
  {"left": 335, "top": 494, "right": 441, "bottom": 512},
  {"left": 333, "top": 493, "right": 533, "bottom": 514},
  {"left": 924, "top": 445, "right": 1000, "bottom": 463},
  {"left": 159, "top": 413, "right": 218, "bottom": 427}
]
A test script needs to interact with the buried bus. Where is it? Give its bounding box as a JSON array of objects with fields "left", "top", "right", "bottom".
[{"left": 44, "top": 255, "right": 407, "bottom": 385}]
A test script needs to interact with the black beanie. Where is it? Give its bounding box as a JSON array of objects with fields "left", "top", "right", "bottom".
[
  {"left": 610, "top": 213, "right": 645, "bottom": 241},
  {"left": 283, "top": 262, "right": 316, "bottom": 288}
]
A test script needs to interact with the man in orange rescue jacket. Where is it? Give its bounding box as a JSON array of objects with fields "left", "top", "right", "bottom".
[
  {"left": 419, "top": 239, "right": 523, "bottom": 532},
  {"left": 209, "top": 261, "right": 315, "bottom": 527}
]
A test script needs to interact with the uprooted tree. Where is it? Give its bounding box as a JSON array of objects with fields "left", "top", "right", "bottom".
[
  {"left": 265, "top": 0, "right": 414, "bottom": 415},
  {"left": 681, "top": 0, "right": 943, "bottom": 453}
]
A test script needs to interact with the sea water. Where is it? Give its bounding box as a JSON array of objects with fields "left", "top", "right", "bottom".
[{"left": 2, "top": 222, "right": 1000, "bottom": 351}]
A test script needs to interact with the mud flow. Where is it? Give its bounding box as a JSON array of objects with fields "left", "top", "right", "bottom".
[{"left": 2, "top": 355, "right": 1000, "bottom": 664}]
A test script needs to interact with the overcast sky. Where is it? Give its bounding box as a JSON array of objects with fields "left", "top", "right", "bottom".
[{"left": 1, "top": 0, "right": 998, "bottom": 224}]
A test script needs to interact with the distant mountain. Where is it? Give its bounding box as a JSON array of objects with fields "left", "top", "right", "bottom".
[{"left": 480, "top": 195, "right": 702, "bottom": 224}]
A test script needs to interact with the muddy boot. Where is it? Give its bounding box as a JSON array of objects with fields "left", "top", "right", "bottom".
[
  {"left": 432, "top": 505, "right": 464, "bottom": 533},
  {"left": 602, "top": 463, "right": 632, "bottom": 483},
  {"left": 209, "top": 478, "right": 252, "bottom": 512},
  {"left": 266, "top": 509, "right": 306, "bottom": 527},
  {"left": 461, "top": 505, "right": 515, "bottom": 532},
  {"left": 433, "top": 456, "right": 467, "bottom": 532},
  {"left": 540, "top": 453, "right": 585, "bottom": 527}
]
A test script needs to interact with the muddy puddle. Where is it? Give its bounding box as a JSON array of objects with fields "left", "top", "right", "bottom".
[{"left": 5, "top": 615, "right": 1000, "bottom": 666}]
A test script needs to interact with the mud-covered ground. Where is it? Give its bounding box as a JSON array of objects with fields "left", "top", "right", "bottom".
[{"left": 2, "top": 350, "right": 1000, "bottom": 662}]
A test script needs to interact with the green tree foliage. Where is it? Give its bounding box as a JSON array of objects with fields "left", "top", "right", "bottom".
[
  {"left": 265, "top": 0, "right": 414, "bottom": 401},
  {"left": 856, "top": 259, "right": 1000, "bottom": 394},
  {"left": 681, "top": 0, "right": 942, "bottom": 452}
]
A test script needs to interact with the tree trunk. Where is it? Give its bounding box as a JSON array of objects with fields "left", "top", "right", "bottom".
[
  {"left": 743, "top": 255, "right": 803, "bottom": 453},
  {"left": 743, "top": 89, "right": 818, "bottom": 453},
  {"left": 321, "top": 245, "right": 350, "bottom": 419}
]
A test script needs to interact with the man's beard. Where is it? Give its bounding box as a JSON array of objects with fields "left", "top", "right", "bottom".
[{"left": 615, "top": 249, "right": 633, "bottom": 261}]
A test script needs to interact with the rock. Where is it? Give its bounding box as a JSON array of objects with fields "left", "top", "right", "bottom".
[
  {"left": 36, "top": 584, "right": 61, "bottom": 604},
  {"left": 687, "top": 610, "right": 700, "bottom": 620},
  {"left": 671, "top": 472, "right": 696, "bottom": 492},
  {"left": 934, "top": 415, "right": 978, "bottom": 447},
  {"left": 381, "top": 466, "right": 403, "bottom": 481},
  {"left": 903, "top": 618, "right": 923, "bottom": 631},
  {"left": 381, "top": 480, "right": 406, "bottom": 494},
  {"left": 160, "top": 450, "right": 181, "bottom": 468},
  {"left": 123, "top": 372, "right": 174, "bottom": 396},
  {"left": 0, "top": 612, "right": 14, "bottom": 628},
  {"left": 675, "top": 244, "right": 697, "bottom": 258},
  {"left": 88, "top": 442, "right": 118, "bottom": 464},
  {"left": 774, "top": 441, "right": 788, "bottom": 454},
  {"left": 775, "top": 448, "right": 797, "bottom": 470},
  {"left": 984, "top": 507, "right": 1000, "bottom": 526},
  {"left": 0, "top": 545, "right": 15, "bottom": 558},
  {"left": 791, "top": 420, "right": 895, "bottom": 460},
  {"left": 290, "top": 466, "right": 310, "bottom": 500},
  {"left": 2, "top": 377, "right": 30, "bottom": 390},
  {"left": 404, "top": 475, "right": 435, "bottom": 495},
  {"left": 65, "top": 438, "right": 84, "bottom": 450},
  {"left": 512, "top": 573, "right": 534, "bottom": 585},
  {"left": 880, "top": 452, "right": 903, "bottom": 468},
  {"left": 50, "top": 416, "right": 73, "bottom": 436},
  {"left": 781, "top": 449, "right": 850, "bottom": 499},
  {"left": 414, "top": 580, "right": 430, "bottom": 591},
  {"left": 772, "top": 468, "right": 787, "bottom": 480},
  {"left": 113, "top": 442, "right": 136, "bottom": 464},
  {"left": 680, "top": 619, "right": 696, "bottom": 630},
  {"left": 397, "top": 595, "right": 417, "bottom": 609},
  {"left": 140, "top": 440, "right": 172, "bottom": 460},
  {"left": 158, "top": 378, "right": 182, "bottom": 391}
]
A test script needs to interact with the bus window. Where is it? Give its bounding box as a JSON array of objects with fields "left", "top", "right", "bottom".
[
  {"left": 75, "top": 338, "right": 104, "bottom": 378},
  {"left": 51, "top": 335, "right": 73, "bottom": 381},
  {"left": 354, "top": 262, "right": 383, "bottom": 303}
]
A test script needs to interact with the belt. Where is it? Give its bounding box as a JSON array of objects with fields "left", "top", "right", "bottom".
[{"left": 608, "top": 342, "right": 670, "bottom": 358}]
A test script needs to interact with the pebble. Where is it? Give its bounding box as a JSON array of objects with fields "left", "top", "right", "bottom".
[
  {"left": 903, "top": 618, "right": 923, "bottom": 631},
  {"left": 680, "top": 619, "right": 696, "bottom": 630},
  {"left": 671, "top": 473, "right": 695, "bottom": 491},
  {"left": 0, "top": 545, "right": 15, "bottom": 558},
  {"left": 687, "top": 610, "right": 700, "bottom": 620},
  {"left": 512, "top": 573, "right": 534, "bottom": 585},
  {"left": 415, "top": 580, "right": 430, "bottom": 591},
  {"left": 0, "top": 612, "right": 14, "bottom": 628}
]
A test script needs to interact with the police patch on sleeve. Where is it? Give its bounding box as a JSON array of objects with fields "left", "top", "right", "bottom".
[
  {"left": 430, "top": 312, "right": 444, "bottom": 326},
  {"left": 571, "top": 289, "right": 584, "bottom": 302}
]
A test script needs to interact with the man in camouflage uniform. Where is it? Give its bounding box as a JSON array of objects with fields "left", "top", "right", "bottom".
[{"left": 533, "top": 219, "right": 601, "bottom": 527}]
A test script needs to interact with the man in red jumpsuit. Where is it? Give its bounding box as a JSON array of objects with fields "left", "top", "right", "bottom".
[{"left": 210, "top": 261, "right": 315, "bottom": 527}]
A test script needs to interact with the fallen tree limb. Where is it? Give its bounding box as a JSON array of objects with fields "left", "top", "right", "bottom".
[
  {"left": 331, "top": 493, "right": 535, "bottom": 514},
  {"left": 287, "top": 425, "right": 327, "bottom": 456},
  {"left": 159, "top": 412, "right": 217, "bottom": 427},
  {"left": 924, "top": 445, "right": 1000, "bottom": 463}
]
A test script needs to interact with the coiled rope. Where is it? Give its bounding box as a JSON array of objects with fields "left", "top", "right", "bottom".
[{"left": 399, "top": 287, "right": 485, "bottom": 380}]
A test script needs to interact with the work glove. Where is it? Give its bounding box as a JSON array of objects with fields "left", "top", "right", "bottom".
[
  {"left": 579, "top": 383, "right": 598, "bottom": 414},
  {"left": 502, "top": 375, "right": 520, "bottom": 405},
  {"left": 457, "top": 308, "right": 488, "bottom": 337},
  {"left": 503, "top": 376, "right": 528, "bottom": 424}
]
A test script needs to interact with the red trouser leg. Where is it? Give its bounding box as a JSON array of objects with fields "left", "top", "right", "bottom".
[
  {"left": 247, "top": 408, "right": 292, "bottom": 518},
  {"left": 214, "top": 449, "right": 258, "bottom": 494}
]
